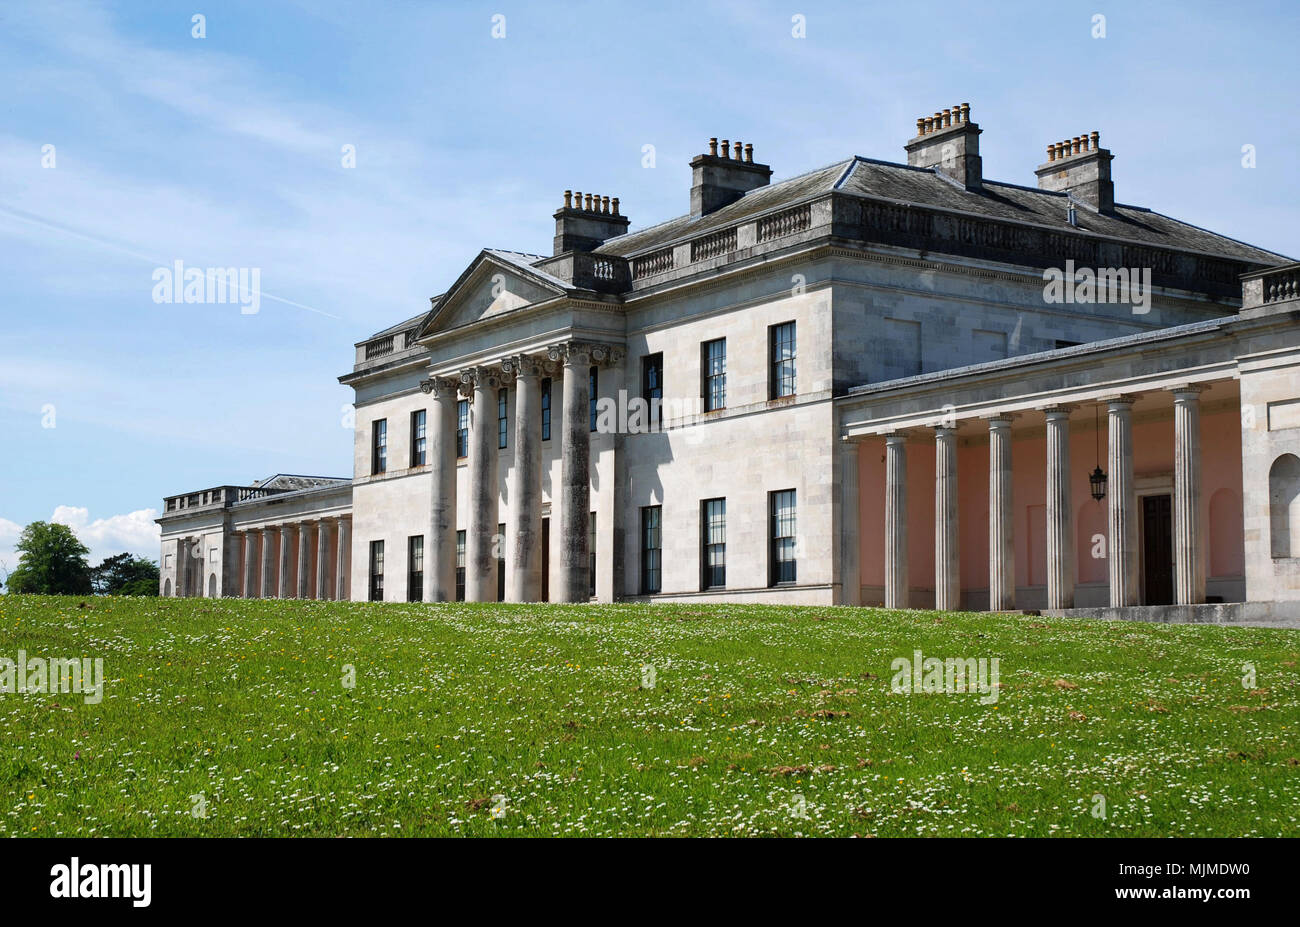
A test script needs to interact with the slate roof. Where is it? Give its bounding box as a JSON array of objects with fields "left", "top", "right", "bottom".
[{"left": 593, "top": 155, "right": 1290, "bottom": 266}]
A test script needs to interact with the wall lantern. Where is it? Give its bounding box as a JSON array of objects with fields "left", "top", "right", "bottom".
[{"left": 1089, "top": 404, "right": 1107, "bottom": 501}]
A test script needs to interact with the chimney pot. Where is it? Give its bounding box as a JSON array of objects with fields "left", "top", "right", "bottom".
[
  {"left": 708, "top": 137, "right": 718, "bottom": 156},
  {"left": 952, "top": 104, "right": 961, "bottom": 124},
  {"left": 744, "top": 143, "right": 753, "bottom": 163},
  {"left": 564, "top": 190, "right": 573, "bottom": 208},
  {"left": 728, "top": 140, "right": 738, "bottom": 159},
  {"left": 1090, "top": 131, "right": 1100, "bottom": 150},
  {"left": 584, "top": 193, "right": 593, "bottom": 211},
  {"left": 611, "top": 197, "right": 620, "bottom": 216},
  {"left": 1072, "top": 136, "right": 1081, "bottom": 156},
  {"left": 942, "top": 108, "right": 952, "bottom": 128},
  {"left": 601, "top": 195, "right": 610, "bottom": 214},
  {"left": 1047, "top": 145, "right": 1056, "bottom": 162},
  {"left": 916, "top": 117, "right": 925, "bottom": 136},
  {"left": 960, "top": 102, "right": 970, "bottom": 122},
  {"left": 1081, "top": 134, "right": 1090, "bottom": 152},
  {"left": 924, "top": 116, "right": 934, "bottom": 133},
  {"left": 720, "top": 139, "right": 730, "bottom": 159}
]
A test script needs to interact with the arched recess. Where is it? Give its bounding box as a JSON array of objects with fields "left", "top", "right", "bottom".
[
  {"left": 1268, "top": 454, "right": 1300, "bottom": 558},
  {"left": 208, "top": 574, "right": 217, "bottom": 598},
  {"left": 1209, "top": 487, "right": 1244, "bottom": 577},
  {"left": 164, "top": 578, "right": 172, "bottom": 597}
]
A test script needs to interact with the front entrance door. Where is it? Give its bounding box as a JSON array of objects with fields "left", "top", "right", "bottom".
[{"left": 1142, "top": 494, "right": 1174, "bottom": 605}]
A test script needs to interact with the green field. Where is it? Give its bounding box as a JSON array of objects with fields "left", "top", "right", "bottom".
[{"left": 0, "top": 595, "right": 1297, "bottom": 837}]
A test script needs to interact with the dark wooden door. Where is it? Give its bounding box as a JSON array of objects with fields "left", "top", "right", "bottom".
[{"left": 1142, "top": 494, "right": 1174, "bottom": 605}]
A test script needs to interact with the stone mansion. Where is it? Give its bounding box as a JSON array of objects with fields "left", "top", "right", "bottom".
[{"left": 158, "top": 104, "right": 1300, "bottom": 624}]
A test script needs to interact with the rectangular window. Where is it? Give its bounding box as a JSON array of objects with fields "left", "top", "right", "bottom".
[
  {"left": 769, "top": 489, "right": 797, "bottom": 585},
  {"left": 541, "top": 378, "right": 552, "bottom": 441},
  {"left": 498, "top": 388, "right": 508, "bottom": 449},
  {"left": 456, "top": 400, "right": 469, "bottom": 459},
  {"left": 455, "top": 530, "right": 466, "bottom": 601},
  {"left": 410, "top": 409, "right": 427, "bottom": 467},
  {"left": 641, "top": 505, "right": 662, "bottom": 594},
  {"left": 770, "top": 321, "right": 797, "bottom": 399},
  {"left": 368, "top": 540, "right": 385, "bottom": 601},
  {"left": 407, "top": 535, "right": 423, "bottom": 602},
  {"left": 702, "top": 498, "right": 726, "bottom": 589},
  {"left": 588, "top": 511, "right": 597, "bottom": 598},
  {"left": 372, "top": 419, "right": 388, "bottom": 474},
  {"left": 642, "top": 353, "right": 663, "bottom": 431},
  {"left": 589, "top": 366, "right": 598, "bottom": 432},
  {"left": 702, "top": 339, "right": 726, "bottom": 412},
  {"left": 497, "top": 522, "right": 506, "bottom": 601}
]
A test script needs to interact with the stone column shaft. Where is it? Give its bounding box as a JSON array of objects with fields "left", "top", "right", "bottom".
[
  {"left": 259, "top": 528, "right": 275, "bottom": 598},
  {"left": 277, "top": 526, "right": 292, "bottom": 598},
  {"left": 426, "top": 380, "right": 459, "bottom": 602},
  {"left": 1108, "top": 397, "right": 1139, "bottom": 607},
  {"left": 1045, "top": 407, "right": 1075, "bottom": 609},
  {"left": 507, "top": 357, "right": 544, "bottom": 602},
  {"left": 316, "top": 518, "right": 333, "bottom": 600},
  {"left": 557, "top": 346, "right": 592, "bottom": 602},
  {"left": 987, "top": 416, "right": 1015, "bottom": 611},
  {"left": 335, "top": 517, "right": 350, "bottom": 601},
  {"left": 885, "top": 433, "right": 909, "bottom": 609},
  {"left": 934, "top": 426, "right": 959, "bottom": 611},
  {"left": 242, "top": 532, "right": 257, "bottom": 598},
  {"left": 1173, "top": 388, "right": 1206, "bottom": 605},
  {"left": 296, "top": 523, "right": 312, "bottom": 599},
  {"left": 838, "top": 440, "right": 862, "bottom": 606},
  {"left": 466, "top": 369, "right": 500, "bottom": 601}
]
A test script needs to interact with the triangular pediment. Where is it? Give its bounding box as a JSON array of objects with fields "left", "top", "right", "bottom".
[{"left": 417, "top": 251, "right": 568, "bottom": 339}]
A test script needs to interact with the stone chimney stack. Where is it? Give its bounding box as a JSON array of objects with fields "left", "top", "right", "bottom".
[
  {"left": 1035, "top": 130, "right": 1114, "bottom": 213},
  {"left": 552, "top": 190, "right": 630, "bottom": 255},
  {"left": 904, "top": 102, "right": 982, "bottom": 190},
  {"left": 689, "top": 138, "right": 773, "bottom": 217}
]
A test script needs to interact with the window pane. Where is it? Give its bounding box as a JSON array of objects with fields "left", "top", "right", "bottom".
[
  {"left": 702, "top": 498, "right": 726, "bottom": 589},
  {"left": 457, "top": 400, "right": 469, "bottom": 458},
  {"left": 412, "top": 409, "right": 427, "bottom": 467},
  {"left": 498, "top": 388, "right": 508, "bottom": 449},
  {"left": 771, "top": 322, "right": 796, "bottom": 399},
  {"left": 408, "top": 535, "right": 423, "bottom": 602},
  {"left": 455, "top": 530, "right": 466, "bottom": 601},
  {"left": 703, "top": 339, "right": 726, "bottom": 412},
  {"left": 769, "top": 490, "right": 797, "bottom": 585},
  {"left": 641, "top": 505, "right": 661, "bottom": 594},
  {"left": 372, "top": 419, "right": 388, "bottom": 474},
  {"left": 369, "top": 540, "right": 385, "bottom": 601},
  {"left": 541, "top": 378, "right": 552, "bottom": 441}
]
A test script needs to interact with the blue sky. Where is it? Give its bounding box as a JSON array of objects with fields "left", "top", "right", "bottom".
[{"left": 1, "top": 0, "right": 1297, "bottom": 569}]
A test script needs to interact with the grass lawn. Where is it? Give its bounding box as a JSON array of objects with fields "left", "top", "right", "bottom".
[{"left": 0, "top": 595, "right": 1297, "bottom": 837}]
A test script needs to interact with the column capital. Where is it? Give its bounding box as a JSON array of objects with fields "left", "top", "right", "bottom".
[
  {"left": 500, "top": 353, "right": 550, "bottom": 379},
  {"left": 1169, "top": 383, "right": 1208, "bottom": 399},
  {"left": 420, "top": 374, "right": 460, "bottom": 397},
  {"left": 982, "top": 411, "right": 1020, "bottom": 426},
  {"left": 1038, "top": 403, "right": 1077, "bottom": 418},
  {"left": 461, "top": 365, "right": 503, "bottom": 390},
  {"left": 1101, "top": 393, "right": 1142, "bottom": 409},
  {"left": 547, "top": 341, "right": 624, "bottom": 367},
  {"left": 884, "top": 431, "right": 910, "bottom": 447}
]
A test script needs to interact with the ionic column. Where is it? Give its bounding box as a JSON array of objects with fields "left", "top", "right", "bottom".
[
  {"left": 504, "top": 354, "right": 544, "bottom": 602},
  {"left": 277, "top": 525, "right": 293, "bottom": 598},
  {"left": 259, "top": 527, "right": 275, "bottom": 598},
  {"left": 424, "top": 376, "right": 460, "bottom": 602},
  {"left": 464, "top": 366, "right": 501, "bottom": 601},
  {"left": 934, "top": 425, "right": 959, "bottom": 611},
  {"left": 296, "top": 523, "right": 312, "bottom": 599},
  {"left": 316, "top": 518, "right": 333, "bottom": 601},
  {"left": 242, "top": 531, "right": 257, "bottom": 598},
  {"left": 838, "top": 439, "right": 862, "bottom": 606},
  {"left": 987, "top": 415, "right": 1016, "bottom": 611},
  {"left": 552, "top": 343, "right": 593, "bottom": 602},
  {"left": 885, "top": 433, "right": 909, "bottom": 609},
  {"left": 1044, "top": 406, "right": 1075, "bottom": 609},
  {"left": 1173, "top": 386, "right": 1206, "bottom": 605},
  {"left": 1108, "top": 396, "right": 1139, "bottom": 606},
  {"left": 335, "top": 515, "right": 351, "bottom": 601}
]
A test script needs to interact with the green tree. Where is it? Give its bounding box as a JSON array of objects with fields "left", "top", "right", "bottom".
[
  {"left": 91, "top": 553, "right": 159, "bottom": 596},
  {"left": 4, "top": 521, "right": 93, "bottom": 595}
]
